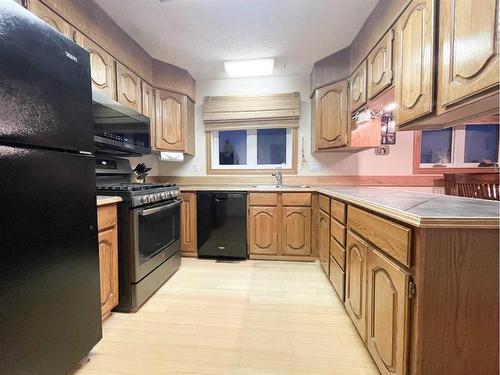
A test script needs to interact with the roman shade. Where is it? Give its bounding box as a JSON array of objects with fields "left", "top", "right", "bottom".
[{"left": 203, "top": 92, "right": 300, "bottom": 131}]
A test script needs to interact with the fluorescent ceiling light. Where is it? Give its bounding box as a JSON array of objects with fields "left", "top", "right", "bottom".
[{"left": 224, "top": 58, "right": 274, "bottom": 78}]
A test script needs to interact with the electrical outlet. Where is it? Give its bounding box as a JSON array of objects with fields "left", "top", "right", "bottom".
[{"left": 375, "top": 146, "right": 390, "bottom": 155}]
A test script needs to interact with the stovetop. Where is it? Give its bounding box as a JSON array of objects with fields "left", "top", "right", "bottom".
[
  {"left": 96, "top": 182, "right": 181, "bottom": 208},
  {"left": 96, "top": 182, "right": 176, "bottom": 192}
]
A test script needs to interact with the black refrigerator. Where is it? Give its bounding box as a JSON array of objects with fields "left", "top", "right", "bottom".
[{"left": 0, "top": 2, "right": 102, "bottom": 374}]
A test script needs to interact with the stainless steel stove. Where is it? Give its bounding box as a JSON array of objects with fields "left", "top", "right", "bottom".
[{"left": 96, "top": 157, "right": 181, "bottom": 312}]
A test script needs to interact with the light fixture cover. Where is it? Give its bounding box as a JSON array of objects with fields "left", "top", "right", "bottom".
[{"left": 224, "top": 58, "right": 274, "bottom": 78}]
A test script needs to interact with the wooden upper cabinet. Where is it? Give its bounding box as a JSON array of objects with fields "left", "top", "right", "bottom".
[
  {"left": 345, "top": 230, "right": 368, "bottom": 342},
  {"left": 141, "top": 81, "right": 155, "bottom": 148},
  {"left": 366, "top": 248, "right": 409, "bottom": 375},
  {"left": 367, "top": 30, "right": 394, "bottom": 100},
  {"left": 349, "top": 60, "right": 367, "bottom": 112},
  {"left": 394, "top": 0, "right": 435, "bottom": 126},
  {"left": 318, "top": 209, "right": 330, "bottom": 274},
  {"left": 76, "top": 34, "right": 117, "bottom": 100},
  {"left": 313, "top": 80, "right": 349, "bottom": 150},
  {"left": 155, "top": 89, "right": 187, "bottom": 151},
  {"left": 439, "top": 0, "right": 499, "bottom": 107},
  {"left": 249, "top": 207, "right": 279, "bottom": 255},
  {"left": 29, "top": 0, "right": 74, "bottom": 40},
  {"left": 282, "top": 207, "right": 311, "bottom": 256},
  {"left": 116, "top": 62, "right": 142, "bottom": 112},
  {"left": 180, "top": 192, "right": 197, "bottom": 255}
]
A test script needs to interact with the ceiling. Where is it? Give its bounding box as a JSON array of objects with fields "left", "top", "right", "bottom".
[{"left": 95, "top": 0, "right": 379, "bottom": 80}]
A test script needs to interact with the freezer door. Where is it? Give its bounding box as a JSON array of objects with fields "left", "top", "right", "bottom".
[
  {"left": 0, "top": 1, "right": 93, "bottom": 153},
  {"left": 0, "top": 145, "right": 102, "bottom": 375}
]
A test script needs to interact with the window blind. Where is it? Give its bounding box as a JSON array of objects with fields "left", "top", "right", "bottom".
[{"left": 203, "top": 92, "right": 300, "bottom": 131}]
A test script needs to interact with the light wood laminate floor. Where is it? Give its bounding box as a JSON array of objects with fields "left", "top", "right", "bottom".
[{"left": 71, "top": 258, "right": 378, "bottom": 375}]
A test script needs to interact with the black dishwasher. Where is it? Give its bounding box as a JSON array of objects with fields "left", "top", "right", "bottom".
[{"left": 197, "top": 191, "right": 247, "bottom": 259}]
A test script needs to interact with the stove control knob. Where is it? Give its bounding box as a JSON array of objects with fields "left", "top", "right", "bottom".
[
  {"left": 161, "top": 192, "right": 167, "bottom": 199},
  {"left": 142, "top": 196, "right": 149, "bottom": 204}
]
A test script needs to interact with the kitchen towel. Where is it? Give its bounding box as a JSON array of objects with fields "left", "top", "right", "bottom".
[{"left": 159, "top": 151, "right": 184, "bottom": 162}]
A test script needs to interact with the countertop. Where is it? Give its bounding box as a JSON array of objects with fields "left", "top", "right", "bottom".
[
  {"left": 96, "top": 195, "right": 122, "bottom": 207},
  {"left": 179, "top": 185, "right": 500, "bottom": 228}
]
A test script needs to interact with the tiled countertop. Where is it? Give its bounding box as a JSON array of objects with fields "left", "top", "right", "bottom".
[
  {"left": 96, "top": 195, "right": 122, "bottom": 207},
  {"left": 179, "top": 185, "right": 500, "bottom": 228}
]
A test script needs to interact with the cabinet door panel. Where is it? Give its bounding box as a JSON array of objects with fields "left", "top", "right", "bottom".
[
  {"left": 155, "top": 89, "right": 186, "bottom": 151},
  {"left": 368, "top": 30, "right": 394, "bottom": 99},
  {"left": 181, "top": 192, "right": 197, "bottom": 255},
  {"left": 282, "top": 207, "right": 311, "bottom": 256},
  {"left": 439, "top": 0, "right": 499, "bottom": 106},
  {"left": 29, "top": 0, "right": 74, "bottom": 40},
  {"left": 366, "top": 248, "right": 409, "bottom": 375},
  {"left": 249, "top": 207, "right": 279, "bottom": 255},
  {"left": 116, "top": 62, "right": 142, "bottom": 112},
  {"left": 314, "top": 80, "right": 349, "bottom": 150},
  {"left": 77, "top": 34, "right": 116, "bottom": 100},
  {"left": 318, "top": 209, "right": 330, "bottom": 274},
  {"left": 345, "top": 230, "right": 368, "bottom": 341},
  {"left": 141, "top": 81, "right": 155, "bottom": 149},
  {"left": 98, "top": 226, "right": 118, "bottom": 319},
  {"left": 395, "top": 0, "right": 435, "bottom": 125},
  {"left": 350, "top": 60, "right": 367, "bottom": 112}
]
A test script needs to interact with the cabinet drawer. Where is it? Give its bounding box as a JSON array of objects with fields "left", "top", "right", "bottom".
[
  {"left": 330, "top": 217, "right": 346, "bottom": 246},
  {"left": 330, "top": 236, "right": 346, "bottom": 269},
  {"left": 330, "top": 199, "right": 346, "bottom": 224},
  {"left": 348, "top": 206, "right": 411, "bottom": 267},
  {"left": 282, "top": 192, "right": 311, "bottom": 206},
  {"left": 319, "top": 194, "right": 330, "bottom": 213},
  {"left": 97, "top": 204, "right": 117, "bottom": 230},
  {"left": 329, "top": 256, "right": 345, "bottom": 301},
  {"left": 249, "top": 193, "right": 278, "bottom": 206}
]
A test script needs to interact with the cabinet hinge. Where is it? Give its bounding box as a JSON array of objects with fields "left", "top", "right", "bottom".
[
  {"left": 408, "top": 281, "right": 416, "bottom": 299},
  {"left": 389, "top": 28, "right": 395, "bottom": 41}
]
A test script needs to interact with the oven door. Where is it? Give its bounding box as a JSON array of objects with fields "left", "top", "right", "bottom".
[{"left": 130, "top": 198, "right": 181, "bottom": 282}]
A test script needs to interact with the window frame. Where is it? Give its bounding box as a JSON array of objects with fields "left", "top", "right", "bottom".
[
  {"left": 206, "top": 128, "right": 298, "bottom": 175},
  {"left": 413, "top": 125, "right": 500, "bottom": 174}
]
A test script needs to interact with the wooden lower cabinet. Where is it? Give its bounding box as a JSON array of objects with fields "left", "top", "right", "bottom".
[
  {"left": 329, "top": 255, "right": 345, "bottom": 301},
  {"left": 345, "top": 230, "right": 368, "bottom": 342},
  {"left": 180, "top": 192, "right": 197, "bottom": 256},
  {"left": 97, "top": 204, "right": 119, "bottom": 320},
  {"left": 249, "top": 206, "right": 279, "bottom": 255},
  {"left": 248, "top": 192, "right": 312, "bottom": 259},
  {"left": 282, "top": 207, "right": 311, "bottom": 256},
  {"left": 318, "top": 209, "right": 330, "bottom": 274},
  {"left": 366, "top": 247, "right": 409, "bottom": 375}
]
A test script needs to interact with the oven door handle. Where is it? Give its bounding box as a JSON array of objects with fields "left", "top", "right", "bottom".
[{"left": 139, "top": 199, "right": 181, "bottom": 216}]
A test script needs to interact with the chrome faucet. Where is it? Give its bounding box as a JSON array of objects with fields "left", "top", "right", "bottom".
[{"left": 272, "top": 169, "right": 283, "bottom": 187}]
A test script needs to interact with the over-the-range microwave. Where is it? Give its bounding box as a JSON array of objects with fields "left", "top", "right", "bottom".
[{"left": 92, "top": 91, "right": 151, "bottom": 156}]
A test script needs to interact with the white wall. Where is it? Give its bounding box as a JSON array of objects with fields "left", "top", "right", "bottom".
[{"left": 153, "top": 75, "right": 416, "bottom": 177}]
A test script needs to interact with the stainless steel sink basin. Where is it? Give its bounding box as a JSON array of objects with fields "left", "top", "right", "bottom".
[{"left": 251, "top": 184, "right": 311, "bottom": 189}]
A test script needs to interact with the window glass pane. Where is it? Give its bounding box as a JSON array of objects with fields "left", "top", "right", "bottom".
[
  {"left": 257, "top": 128, "right": 286, "bottom": 165},
  {"left": 218, "top": 130, "right": 247, "bottom": 165},
  {"left": 464, "top": 124, "right": 499, "bottom": 163},
  {"left": 420, "top": 128, "right": 453, "bottom": 164}
]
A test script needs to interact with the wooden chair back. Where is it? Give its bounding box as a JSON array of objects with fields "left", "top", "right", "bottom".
[{"left": 444, "top": 173, "right": 500, "bottom": 201}]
